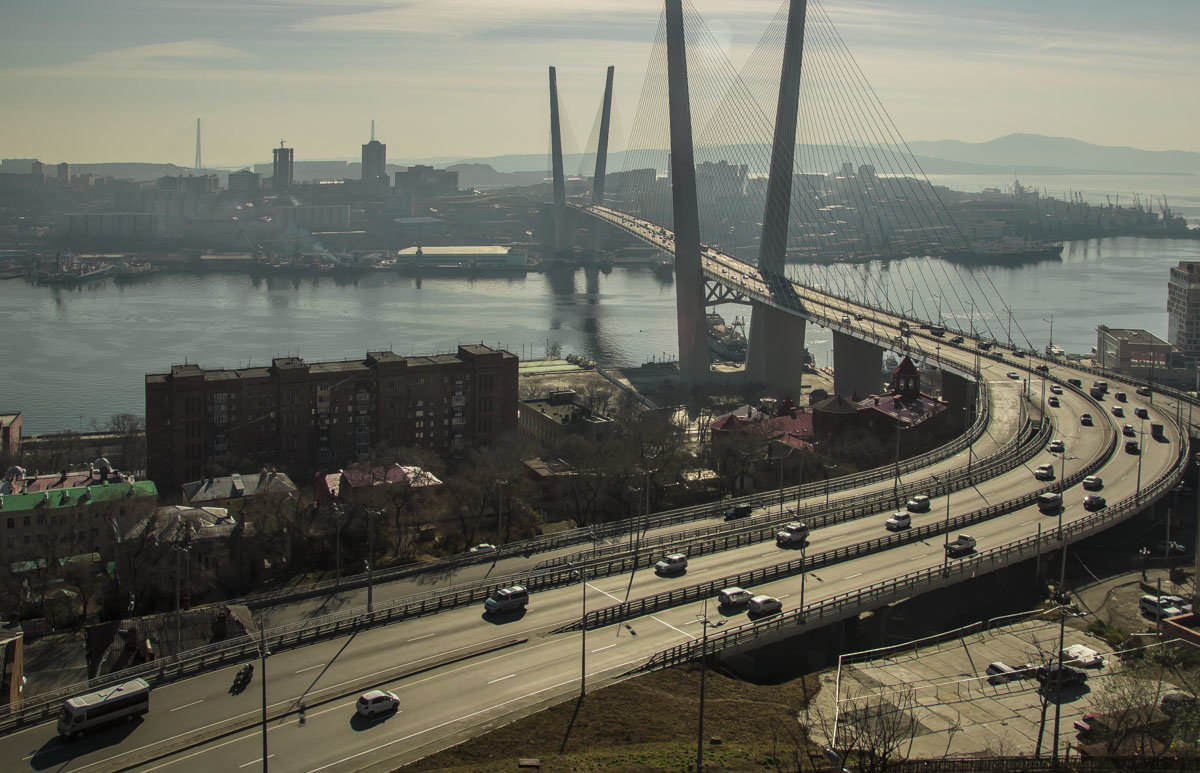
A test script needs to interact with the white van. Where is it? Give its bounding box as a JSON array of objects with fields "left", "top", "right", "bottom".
[{"left": 58, "top": 679, "right": 151, "bottom": 738}]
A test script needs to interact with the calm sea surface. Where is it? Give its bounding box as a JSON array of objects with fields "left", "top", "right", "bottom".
[
  {"left": 3, "top": 232, "right": 1199, "bottom": 434},
  {"left": 6, "top": 164, "right": 1200, "bottom": 434}
]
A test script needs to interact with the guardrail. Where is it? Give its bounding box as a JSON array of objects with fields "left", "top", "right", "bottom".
[
  {"left": 237, "top": 368, "right": 988, "bottom": 612},
  {"left": 540, "top": 413, "right": 1046, "bottom": 573},
  {"left": 0, "top": 418, "right": 1024, "bottom": 736},
  {"left": 640, "top": 429, "right": 1188, "bottom": 671},
  {"left": 558, "top": 420, "right": 1110, "bottom": 633},
  {"left": 534, "top": 379, "right": 993, "bottom": 570}
]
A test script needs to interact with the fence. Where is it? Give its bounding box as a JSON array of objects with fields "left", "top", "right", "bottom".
[
  {"left": 560, "top": 421, "right": 1112, "bottom": 634},
  {"left": 640, "top": 430, "right": 1187, "bottom": 671}
]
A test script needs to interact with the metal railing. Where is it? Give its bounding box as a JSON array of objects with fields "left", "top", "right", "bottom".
[
  {"left": 559, "top": 421, "right": 1109, "bottom": 633},
  {"left": 539, "top": 413, "right": 1046, "bottom": 573},
  {"left": 640, "top": 430, "right": 1187, "bottom": 671}
]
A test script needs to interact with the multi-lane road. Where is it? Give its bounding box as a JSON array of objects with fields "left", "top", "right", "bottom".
[{"left": 1, "top": 212, "right": 1185, "bottom": 771}]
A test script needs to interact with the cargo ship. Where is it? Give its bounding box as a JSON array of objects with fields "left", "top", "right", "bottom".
[
  {"left": 947, "top": 236, "right": 1063, "bottom": 264},
  {"left": 707, "top": 313, "right": 746, "bottom": 362}
]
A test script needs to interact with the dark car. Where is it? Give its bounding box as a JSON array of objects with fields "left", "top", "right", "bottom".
[
  {"left": 722, "top": 504, "right": 753, "bottom": 521},
  {"left": 950, "top": 335, "right": 964, "bottom": 344},
  {"left": 1035, "top": 663, "right": 1088, "bottom": 689},
  {"left": 1083, "top": 494, "right": 1106, "bottom": 511},
  {"left": 1126, "top": 440, "right": 1140, "bottom": 454},
  {"left": 1114, "top": 391, "right": 1127, "bottom": 402}
]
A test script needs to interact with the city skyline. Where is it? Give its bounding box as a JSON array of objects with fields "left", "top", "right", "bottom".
[{"left": 2, "top": 0, "right": 1198, "bottom": 165}]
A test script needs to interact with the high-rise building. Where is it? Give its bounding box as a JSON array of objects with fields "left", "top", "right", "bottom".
[
  {"left": 1168, "top": 261, "right": 1200, "bottom": 359},
  {"left": 56, "top": 162, "right": 70, "bottom": 186},
  {"left": 272, "top": 144, "right": 294, "bottom": 190},
  {"left": 30, "top": 161, "right": 44, "bottom": 179},
  {"left": 393, "top": 165, "right": 457, "bottom": 200},
  {"left": 227, "top": 169, "right": 262, "bottom": 193},
  {"left": 145, "top": 345, "right": 518, "bottom": 492},
  {"left": 361, "top": 121, "right": 387, "bottom": 186}
]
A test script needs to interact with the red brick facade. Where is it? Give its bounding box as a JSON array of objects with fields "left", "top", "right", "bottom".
[{"left": 146, "top": 345, "right": 517, "bottom": 493}]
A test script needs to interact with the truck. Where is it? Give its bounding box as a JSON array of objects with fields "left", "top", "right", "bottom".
[
  {"left": 945, "top": 534, "right": 977, "bottom": 557},
  {"left": 776, "top": 522, "right": 810, "bottom": 546}
]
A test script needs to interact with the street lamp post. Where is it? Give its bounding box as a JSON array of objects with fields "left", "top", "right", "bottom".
[
  {"left": 933, "top": 474, "right": 951, "bottom": 575},
  {"left": 696, "top": 604, "right": 714, "bottom": 773},
  {"left": 364, "top": 507, "right": 380, "bottom": 614},
  {"left": 1136, "top": 420, "right": 1146, "bottom": 503},
  {"left": 332, "top": 503, "right": 343, "bottom": 587},
  {"left": 258, "top": 618, "right": 270, "bottom": 773},
  {"left": 174, "top": 545, "right": 190, "bottom": 650},
  {"left": 567, "top": 562, "right": 587, "bottom": 699},
  {"left": 799, "top": 542, "right": 808, "bottom": 621}
]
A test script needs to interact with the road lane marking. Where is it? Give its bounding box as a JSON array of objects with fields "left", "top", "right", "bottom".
[
  {"left": 844, "top": 572, "right": 863, "bottom": 580},
  {"left": 587, "top": 582, "right": 622, "bottom": 603},
  {"left": 591, "top": 643, "right": 617, "bottom": 653},
  {"left": 305, "top": 657, "right": 647, "bottom": 773},
  {"left": 487, "top": 674, "right": 516, "bottom": 684},
  {"left": 294, "top": 664, "right": 324, "bottom": 674},
  {"left": 406, "top": 633, "right": 436, "bottom": 642},
  {"left": 240, "top": 755, "right": 274, "bottom": 768},
  {"left": 650, "top": 615, "right": 694, "bottom": 639},
  {"left": 170, "top": 699, "right": 205, "bottom": 712}
]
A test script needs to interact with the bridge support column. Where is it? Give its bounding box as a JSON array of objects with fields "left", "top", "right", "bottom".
[
  {"left": 745, "top": 301, "right": 807, "bottom": 399},
  {"left": 665, "top": 0, "right": 710, "bottom": 384},
  {"left": 592, "top": 66, "right": 614, "bottom": 206},
  {"left": 548, "top": 66, "right": 567, "bottom": 255},
  {"left": 832, "top": 330, "right": 884, "bottom": 398}
]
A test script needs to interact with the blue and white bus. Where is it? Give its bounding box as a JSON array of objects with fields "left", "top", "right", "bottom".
[{"left": 57, "top": 678, "right": 151, "bottom": 738}]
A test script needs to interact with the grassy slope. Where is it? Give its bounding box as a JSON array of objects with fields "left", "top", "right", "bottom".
[{"left": 402, "top": 666, "right": 822, "bottom": 772}]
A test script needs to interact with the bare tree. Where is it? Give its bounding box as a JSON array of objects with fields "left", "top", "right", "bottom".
[{"left": 804, "top": 684, "right": 920, "bottom": 772}]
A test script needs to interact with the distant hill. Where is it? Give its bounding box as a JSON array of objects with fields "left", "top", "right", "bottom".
[{"left": 907, "top": 134, "right": 1200, "bottom": 175}]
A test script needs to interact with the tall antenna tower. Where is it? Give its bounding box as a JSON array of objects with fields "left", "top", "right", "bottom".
[
  {"left": 194, "top": 118, "right": 202, "bottom": 171},
  {"left": 370, "top": 119, "right": 375, "bottom": 142}
]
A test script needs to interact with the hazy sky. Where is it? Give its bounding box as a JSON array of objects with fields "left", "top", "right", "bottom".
[{"left": 2, "top": 0, "right": 1197, "bottom": 166}]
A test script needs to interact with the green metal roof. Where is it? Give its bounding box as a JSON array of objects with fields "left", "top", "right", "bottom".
[{"left": 0, "top": 480, "right": 157, "bottom": 513}]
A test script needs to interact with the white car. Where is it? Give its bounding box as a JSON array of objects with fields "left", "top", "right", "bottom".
[
  {"left": 885, "top": 512, "right": 911, "bottom": 531},
  {"left": 1061, "top": 644, "right": 1106, "bottom": 668},
  {"left": 469, "top": 543, "right": 496, "bottom": 553},
  {"left": 1139, "top": 594, "right": 1184, "bottom": 619},
  {"left": 1050, "top": 384, "right": 1063, "bottom": 395},
  {"left": 1049, "top": 440, "right": 1065, "bottom": 453},
  {"left": 1007, "top": 371, "right": 1020, "bottom": 380},
  {"left": 776, "top": 522, "right": 810, "bottom": 545},
  {"left": 655, "top": 553, "right": 689, "bottom": 575},
  {"left": 748, "top": 595, "right": 782, "bottom": 616},
  {"left": 1082, "top": 476, "right": 1103, "bottom": 491},
  {"left": 356, "top": 690, "right": 399, "bottom": 717}
]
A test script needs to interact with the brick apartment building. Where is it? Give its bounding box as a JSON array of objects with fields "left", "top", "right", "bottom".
[{"left": 145, "top": 345, "right": 518, "bottom": 493}]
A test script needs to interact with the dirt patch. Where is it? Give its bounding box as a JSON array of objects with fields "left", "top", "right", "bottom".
[{"left": 401, "top": 666, "right": 823, "bottom": 772}]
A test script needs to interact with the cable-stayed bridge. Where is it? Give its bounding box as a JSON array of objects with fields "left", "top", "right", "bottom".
[
  {"left": 549, "top": 0, "right": 1031, "bottom": 397},
  {"left": 0, "top": 3, "right": 1191, "bottom": 771}
]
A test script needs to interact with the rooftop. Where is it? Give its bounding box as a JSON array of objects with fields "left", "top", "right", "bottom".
[
  {"left": 182, "top": 471, "right": 296, "bottom": 503},
  {"left": 1098, "top": 326, "right": 1169, "bottom": 346},
  {"left": 0, "top": 480, "right": 158, "bottom": 513}
]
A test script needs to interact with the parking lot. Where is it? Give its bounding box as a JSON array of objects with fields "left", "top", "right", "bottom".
[{"left": 812, "top": 615, "right": 1143, "bottom": 758}]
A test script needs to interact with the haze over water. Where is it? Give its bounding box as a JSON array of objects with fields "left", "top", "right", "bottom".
[{"left": 2, "top": 231, "right": 1197, "bottom": 435}]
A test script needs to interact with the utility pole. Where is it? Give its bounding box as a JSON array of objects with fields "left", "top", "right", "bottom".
[
  {"left": 259, "top": 620, "right": 270, "bottom": 773},
  {"left": 696, "top": 602, "right": 711, "bottom": 773}
]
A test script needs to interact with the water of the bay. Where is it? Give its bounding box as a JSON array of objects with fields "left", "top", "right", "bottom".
[{"left": 3, "top": 232, "right": 1199, "bottom": 434}]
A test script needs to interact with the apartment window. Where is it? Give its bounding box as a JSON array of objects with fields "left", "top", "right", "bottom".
[
  {"left": 5, "top": 518, "right": 12, "bottom": 529},
  {"left": 23, "top": 516, "right": 30, "bottom": 527},
  {"left": 479, "top": 396, "right": 492, "bottom": 412}
]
